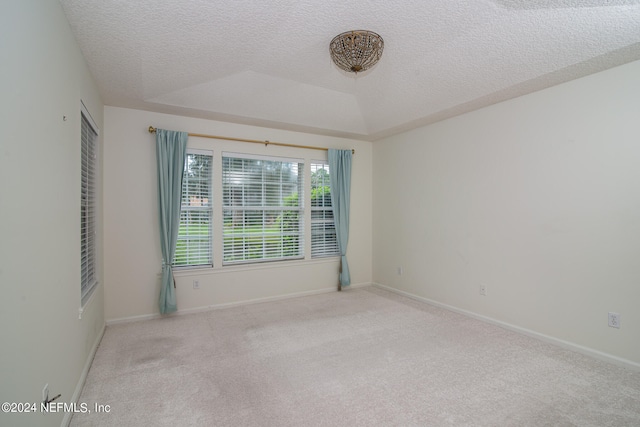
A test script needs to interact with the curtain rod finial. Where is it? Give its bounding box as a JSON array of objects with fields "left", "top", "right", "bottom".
[{"left": 148, "top": 126, "right": 156, "bottom": 134}]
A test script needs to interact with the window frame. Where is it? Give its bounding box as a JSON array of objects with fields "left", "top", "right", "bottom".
[
  {"left": 310, "top": 161, "right": 339, "bottom": 258},
  {"left": 173, "top": 149, "right": 214, "bottom": 269},
  {"left": 80, "top": 104, "right": 99, "bottom": 306},
  {"left": 222, "top": 152, "right": 305, "bottom": 266}
]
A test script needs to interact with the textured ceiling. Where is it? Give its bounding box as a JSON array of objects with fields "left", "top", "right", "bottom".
[{"left": 59, "top": 0, "right": 640, "bottom": 141}]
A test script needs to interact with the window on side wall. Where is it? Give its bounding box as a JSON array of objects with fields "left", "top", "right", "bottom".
[
  {"left": 310, "top": 162, "right": 339, "bottom": 258},
  {"left": 80, "top": 108, "right": 99, "bottom": 305},
  {"left": 222, "top": 153, "right": 304, "bottom": 265},
  {"left": 173, "top": 150, "right": 213, "bottom": 268}
]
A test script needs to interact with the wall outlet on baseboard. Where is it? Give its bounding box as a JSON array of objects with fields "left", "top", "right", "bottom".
[
  {"left": 479, "top": 284, "right": 487, "bottom": 296},
  {"left": 608, "top": 312, "right": 620, "bottom": 329},
  {"left": 193, "top": 280, "right": 200, "bottom": 290}
]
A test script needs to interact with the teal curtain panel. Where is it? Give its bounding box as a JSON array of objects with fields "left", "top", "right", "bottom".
[
  {"left": 328, "top": 149, "right": 352, "bottom": 289},
  {"left": 155, "top": 128, "right": 188, "bottom": 314}
]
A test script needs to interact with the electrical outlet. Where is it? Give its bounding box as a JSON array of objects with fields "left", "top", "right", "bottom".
[
  {"left": 193, "top": 280, "right": 200, "bottom": 289},
  {"left": 397, "top": 266, "right": 403, "bottom": 276},
  {"left": 608, "top": 312, "right": 620, "bottom": 329},
  {"left": 42, "top": 383, "right": 49, "bottom": 404},
  {"left": 479, "top": 284, "right": 487, "bottom": 296}
]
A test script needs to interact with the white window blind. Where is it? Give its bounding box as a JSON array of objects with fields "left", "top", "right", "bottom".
[
  {"left": 173, "top": 150, "right": 213, "bottom": 267},
  {"left": 311, "top": 162, "right": 339, "bottom": 258},
  {"left": 223, "top": 153, "right": 304, "bottom": 264},
  {"left": 80, "top": 110, "right": 98, "bottom": 305}
]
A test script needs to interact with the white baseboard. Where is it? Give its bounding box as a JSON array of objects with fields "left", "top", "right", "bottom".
[
  {"left": 346, "top": 282, "right": 371, "bottom": 289},
  {"left": 372, "top": 282, "right": 640, "bottom": 372},
  {"left": 62, "top": 322, "right": 106, "bottom": 427},
  {"left": 106, "top": 282, "right": 372, "bottom": 325}
]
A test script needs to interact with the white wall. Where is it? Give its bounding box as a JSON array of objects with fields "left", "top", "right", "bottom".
[
  {"left": 373, "top": 60, "right": 640, "bottom": 366},
  {"left": 0, "top": 1, "right": 105, "bottom": 426},
  {"left": 103, "top": 107, "right": 372, "bottom": 322}
]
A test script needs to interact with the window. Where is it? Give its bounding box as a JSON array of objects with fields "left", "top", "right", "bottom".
[
  {"left": 174, "top": 150, "right": 213, "bottom": 267},
  {"left": 223, "top": 153, "right": 304, "bottom": 264},
  {"left": 311, "top": 162, "right": 339, "bottom": 258},
  {"left": 80, "top": 108, "right": 98, "bottom": 305}
]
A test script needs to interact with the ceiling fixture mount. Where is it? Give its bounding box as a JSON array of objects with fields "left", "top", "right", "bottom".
[{"left": 330, "top": 30, "right": 384, "bottom": 74}]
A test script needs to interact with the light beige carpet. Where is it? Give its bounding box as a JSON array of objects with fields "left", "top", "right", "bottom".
[{"left": 71, "top": 287, "right": 640, "bottom": 426}]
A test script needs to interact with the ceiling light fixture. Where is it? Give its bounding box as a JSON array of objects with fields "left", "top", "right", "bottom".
[{"left": 329, "top": 30, "right": 384, "bottom": 74}]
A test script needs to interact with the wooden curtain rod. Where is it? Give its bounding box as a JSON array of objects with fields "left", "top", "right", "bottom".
[{"left": 148, "top": 126, "right": 355, "bottom": 154}]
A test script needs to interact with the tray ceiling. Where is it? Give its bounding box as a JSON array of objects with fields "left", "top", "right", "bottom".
[{"left": 60, "top": 0, "right": 640, "bottom": 140}]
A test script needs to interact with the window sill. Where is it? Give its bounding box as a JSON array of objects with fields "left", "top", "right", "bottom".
[{"left": 171, "top": 256, "right": 340, "bottom": 278}]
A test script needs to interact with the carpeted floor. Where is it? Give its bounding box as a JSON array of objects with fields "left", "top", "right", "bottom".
[{"left": 71, "top": 287, "right": 640, "bottom": 426}]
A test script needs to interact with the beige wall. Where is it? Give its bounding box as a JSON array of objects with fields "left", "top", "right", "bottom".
[
  {"left": 373, "top": 60, "right": 640, "bottom": 366},
  {"left": 0, "top": 1, "right": 105, "bottom": 426},
  {"left": 103, "top": 107, "right": 372, "bottom": 322}
]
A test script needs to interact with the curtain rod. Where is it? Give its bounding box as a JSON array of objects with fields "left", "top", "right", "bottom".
[{"left": 148, "top": 126, "right": 355, "bottom": 154}]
